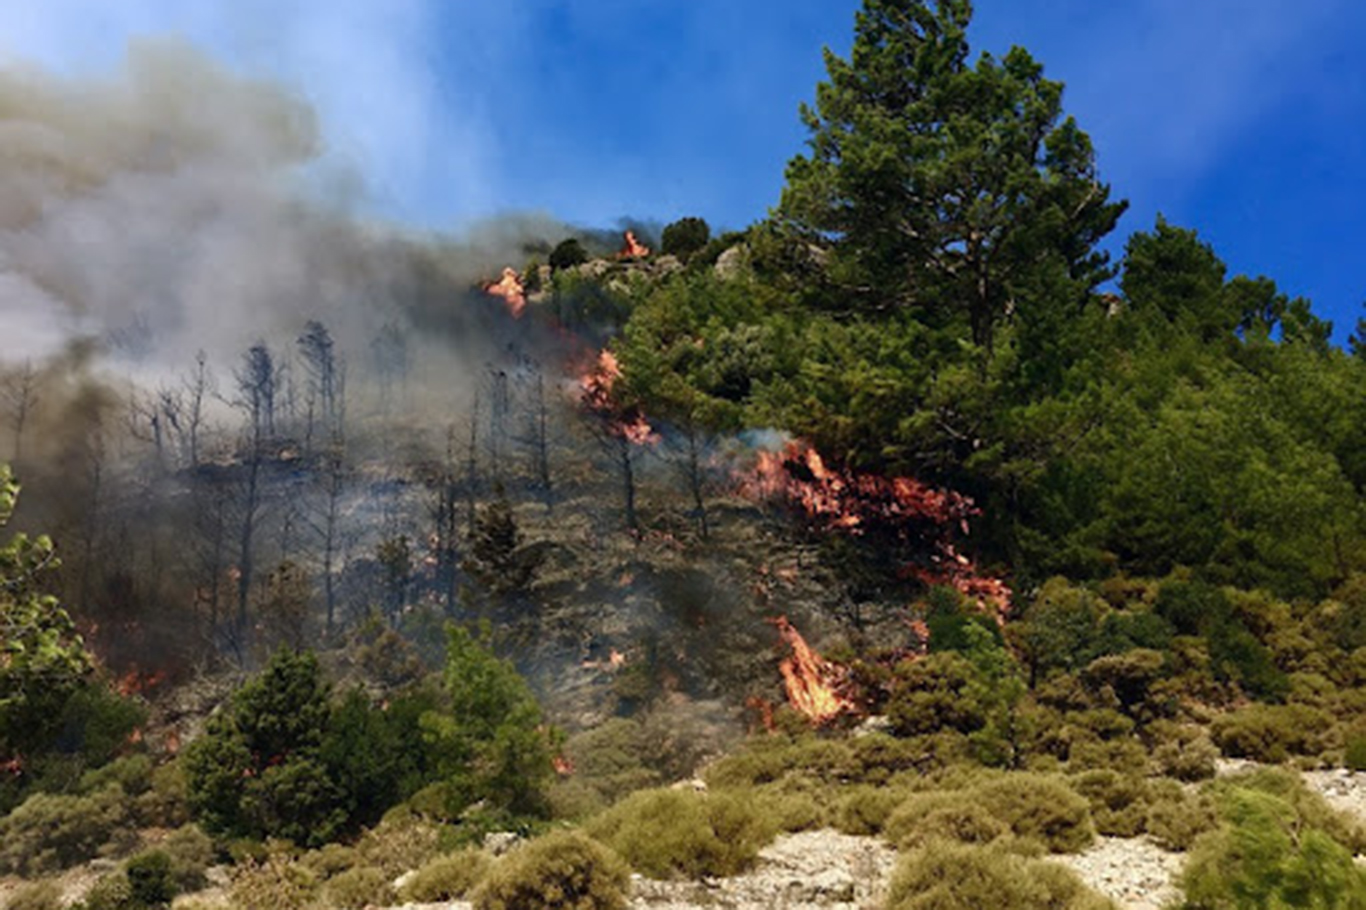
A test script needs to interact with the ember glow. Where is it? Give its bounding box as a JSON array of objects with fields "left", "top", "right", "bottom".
[
  {"left": 484, "top": 267, "right": 527, "bottom": 318},
  {"left": 618, "top": 230, "right": 651, "bottom": 259},
  {"left": 580, "top": 349, "right": 658, "bottom": 445},
  {"left": 771, "top": 615, "right": 853, "bottom": 725},
  {"left": 117, "top": 668, "right": 169, "bottom": 698}
]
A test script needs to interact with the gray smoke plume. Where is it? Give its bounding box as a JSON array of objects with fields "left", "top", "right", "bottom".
[{"left": 0, "top": 39, "right": 566, "bottom": 382}]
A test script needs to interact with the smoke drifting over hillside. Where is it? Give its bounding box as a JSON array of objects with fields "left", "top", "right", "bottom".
[{"left": 0, "top": 40, "right": 563, "bottom": 378}]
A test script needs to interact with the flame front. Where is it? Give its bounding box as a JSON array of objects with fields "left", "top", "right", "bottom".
[
  {"left": 485, "top": 266, "right": 527, "bottom": 318},
  {"left": 772, "top": 616, "right": 852, "bottom": 725},
  {"left": 580, "top": 349, "right": 658, "bottom": 445},
  {"left": 745, "top": 440, "right": 1011, "bottom": 618},
  {"left": 618, "top": 230, "right": 650, "bottom": 259}
]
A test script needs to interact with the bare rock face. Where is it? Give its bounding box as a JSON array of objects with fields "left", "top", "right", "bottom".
[
  {"left": 714, "top": 245, "right": 749, "bottom": 280},
  {"left": 629, "top": 829, "right": 895, "bottom": 910},
  {"left": 1051, "top": 837, "right": 1184, "bottom": 910}
]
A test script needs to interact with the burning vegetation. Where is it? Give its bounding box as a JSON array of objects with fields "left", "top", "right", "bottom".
[
  {"left": 484, "top": 267, "right": 528, "bottom": 318},
  {"left": 769, "top": 615, "right": 855, "bottom": 725}
]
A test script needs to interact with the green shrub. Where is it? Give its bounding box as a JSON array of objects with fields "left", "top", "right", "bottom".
[
  {"left": 1144, "top": 783, "right": 1218, "bottom": 852},
  {"left": 228, "top": 855, "right": 319, "bottom": 910},
  {"left": 355, "top": 816, "right": 442, "bottom": 876},
  {"left": 157, "top": 824, "right": 214, "bottom": 893},
  {"left": 1179, "top": 788, "right": 1366, "bottom": 910},
  {"left": 472, "top": 830, "right": 629, "bottom": 910},
  {"left": 660, "top": 217, "right": 711, "bottom": 260},
  {"left": 586, "top": 788, "right": 773, "bottom": 879},
  {"left": 973, "top": 775, "right": 1095, "bottom": 853},
  {"left": 125, "top": 851, "right": 175, "bottom": 907},
  {"left": 322, "top": 866, "right": 395, "bottom": 910},
  {"left": 1070, "top": 770, "right": 1149, "bottom": 838},
  {"left": 1212, "top": 704, "right": 1332, "bottom": 762},
  {"left": 898, "top": 802, "right": 1011, "bottom": 851},
  {"left": 834, "top": 785, "right": 913, "bottom": 836},
  {"left": 886, "top": 839, "right": 1116, "bottom": 910},
  {"left": 884, "top": 774, "right": 1094, "bottom": 854},
  {"left": 80, "top": 872, "right": 133, "bottom": 910},
  {"left": 400, "top": 847, "right": 493, "bottom": 902},
  {"left": 548, "top": 238, "right": 589, "bottom": 271},
  {"left": 1149, "top": 723, "right": 1218, "bottom": 781},
  {"left": 1209, "top": 767, "right": 1366, "bottom": 853},
  {"left": 887, "top": 652, "right": 987, "bottom": 737},
  {"left": 4, "top": 881, "right": 63, "bottom": 910},
  {"left": 749, "top": 783, "right": 826, "bottom": 833},
  {"left": 299, "top": 842, "right": 360, "bottom": 880},
  {"left": 79, "top": 755, "right": 153, "bottom": 797},
  {"left": 0, "top": 783, "right": 133, "bottom": 874},
  {"left": 1345, "top": 725, "right": 1366, "bottom": 772},
  {"left": 135, "top": 760, "right": 190, "bottom": 828}
]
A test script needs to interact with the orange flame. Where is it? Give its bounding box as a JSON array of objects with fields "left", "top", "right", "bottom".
[
  {"left": 117, "top": 669, "right": 168, "bottom": 698},
  {"left": 580, "top": 349, "right": 658, "bottom": 445},
  {"left": 553, "top": 754, "right": 575, "bottom": 776},
  {"left": 744, "top": 440, "right": 1011, "bottom": 618},
  {"left": 771, "top": 616, "right": 853, "bottom": 725},
  {"left": 618, "top": 230, "right": 650, "bottom": 259},
  {"left": 485, "top": 267, "right": 527, "bottom": 318}
]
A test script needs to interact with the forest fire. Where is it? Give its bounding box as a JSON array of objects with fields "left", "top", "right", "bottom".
[
  {"left": 771, "top": 616, "right": 854, "bottom": 725},
  {"left": 580, "top": 350, "right": 658, "bottom": 445},
  {"left": 116, "top": 668, "right": 168, "bottom": 698},
  {"left": 484, "top": 267, "right": 527, "bottom": 318},
  {"left": 618, "top": 230, "right": 650, "bottom": 259},
  {"left": 745, "top": 440, "right": 1012, "bottom": 617}
]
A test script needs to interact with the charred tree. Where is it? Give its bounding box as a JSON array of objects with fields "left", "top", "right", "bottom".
[
  {"left": 429, "top": 426, "right": 461, "bottom": 617},
  {"left": 2, "top": 361, "right": 40, "bottom": 465},
  {"left": 306, "top": 440, "right": 348, "bottom": 637},
  {"left": 298, "top": 320, "right": 341, "bottom": 451},
  {"left": 229, "top": 341, "right": 275, "bottom": 663},
  {"left": 370, "top": 321, "right": 410, "bottom": 415}
]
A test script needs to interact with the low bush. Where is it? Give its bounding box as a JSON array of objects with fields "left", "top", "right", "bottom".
[
  {"left": 299, "top": 842, "right": 359, "bottom": 880},
  {"left": 1148, "top": 723, "right": 1218, "bottom": 781},
  {"left": 1211, "top": 703, "right": 1332, "bottom": 763},
  {"left": 0, "top": 783, "right": 134, "bottom": 875},
  {"left": 472, "top": 830, "right": 629, "bottom": 910},
  {"left": 1070, "top": 770, "right": 1149, "bottom": 838},
  {"left": 884, "top": 774, "right": 1093, "bottom": 854},
  {"left": 355, "top": 816, "right": 441, "bottom": 876},
  {"left": 228, "top": 854, "right": 319, "bottom": 910},
  {"left": 80, "top": 872, "right": 133, "bottom": 910},
  {"left": 885, "top": 839, "right": 1116, "bottom": 910},
  {"left": 1144, "top": 783, "right": 1218, "bottom": 852},
  {"left": 125, "top": 851, "right": 175, "bottom": 907},
  {"left": 399, "top": 847, "right": 493, "bottom": 902},
  {"left": 1179, "top": 788, "right": 1366, "bottom": 909},
  {"left": 4, "top": 881, "right": 63, "bottom": 910},
  {"left": 749, "top": 783, "right": 826, "bottom": 833},
  {"left": 834, "top": 785, "right": 913, "bottom": 836},
  {"left": 1209, "top": 767, "right": 1366, "bottom": 853},
  {"left": 586, "top": 788, "right": 773, "bottom": 879},
  {"left": 322, "top": 866, "right": 395, "bottom": 910}
]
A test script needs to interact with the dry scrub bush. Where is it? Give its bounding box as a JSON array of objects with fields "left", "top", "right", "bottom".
[
  {"left": 321, "top": 866, "right": 394, "bottom": 910},
  {"left": 1144, "top": 782, "right": 1219, "bottom": 852},
  {"left": 1148, "top": 722, "right": 1218, "bottom": 781},
  {"left": 0, "top": 783, "right": 134, "bottom": 875},
  {"left": 354, "top": 816, "right": 441, "bottom": 876},
  {"left": 80, "top": 872, "right": 133, "bottom": 910},
  {"left": 298, "top": 842, "right": 359, "bottom": 880},
  {"left": 1070, "top": 769, "right": 1149, "bottom": 837},
  {"left": 399, "top": 847, "right": 492, "bottom": 902},
  {"left": 884, "top": 774, "right": 1093, "bottom": 854},
  {"left": 834, "top": 785, "right": 915, "bottom": 836},
  {"left": 585, "top": 788, "right": 773, "bottom": 879},
  {"left": 886, "top": 839, "right": 1116, "bottom": 910},
  {"left": 1211, "top": 703, "right": 1332, "bottom": 762},
  {"left": 4, "top": 881, "right": 63, "bottom": 910},
  {"left": 227, "top": 854, "right": 318, "bottom": 910},
  {"left": 472, "top": 830, "right": 629, "bottom": 910}
]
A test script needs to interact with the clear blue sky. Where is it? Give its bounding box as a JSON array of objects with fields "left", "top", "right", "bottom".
[{"left": 6, "top": 1, "right": 1365, "bottom": 339}]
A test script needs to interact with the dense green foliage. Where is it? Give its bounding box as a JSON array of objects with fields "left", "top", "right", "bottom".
[
  {"left": 659, "top": 216, "right": 711, "bottom": 261},
  {"left": 184, "top": 629, "right": 553, "bottom": 846},
  {"left": 472, "top": 830, "right": 630, "bottom": 910}
]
